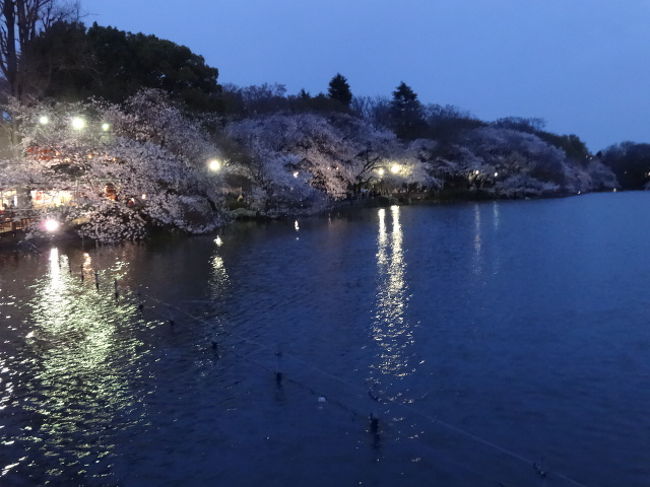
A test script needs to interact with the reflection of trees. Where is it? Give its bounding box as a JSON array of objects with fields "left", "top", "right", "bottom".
[{"left": 369, "top": 206, "right": 415, "bottom": 401}]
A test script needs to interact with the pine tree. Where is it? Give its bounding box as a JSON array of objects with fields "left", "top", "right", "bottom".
[
  {"left": 328, "top": 73, "right": 352, "bottom": 107},
  {"left": 390, "top": 82, "right": 425, "bottom": 139}
]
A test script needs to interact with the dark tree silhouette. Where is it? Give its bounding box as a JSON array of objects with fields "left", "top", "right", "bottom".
[
  {"left": 390, "top": 82, "right": 425, "bottom": 139},
  {"left": 0, "top": 0, "right": 78, "bottom": 98},
  {"left": 18, "top": 21, "right": 222, "bottom": 110},
  {"left": 328, "top": 73, "right": 352, "bottom": 107}
]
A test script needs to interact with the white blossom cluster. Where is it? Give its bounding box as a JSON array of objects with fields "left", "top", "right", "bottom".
[
  {"left": 0, "top": 90, "right": 618, "bottom": 244},
  {"left": 0, "top": 90, "right": 226, "bottom": 243}
]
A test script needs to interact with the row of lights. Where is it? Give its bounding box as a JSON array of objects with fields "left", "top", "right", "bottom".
[
  {"left": 375, "top": 163, "right": 404, "bottom": 177},
  {"left": 38, "top": 115, "right": 111, "bottom": 132},
  {"left": 40, "top": 115, "right": 226, "bottom": 175}
]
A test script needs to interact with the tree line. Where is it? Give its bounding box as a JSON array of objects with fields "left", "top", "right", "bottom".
[{"left": 0, "top": 0, "right": 647, "bottom": 189}]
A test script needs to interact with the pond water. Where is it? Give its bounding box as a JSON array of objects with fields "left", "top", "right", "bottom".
[{"left": 1, "top": 192, "right": 649, "bottom": 486}]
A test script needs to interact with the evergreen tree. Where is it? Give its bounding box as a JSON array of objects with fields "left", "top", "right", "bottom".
[
  {"left": 19, "top": 21, "right": 222, "bottom": 111},
  {"left": 328, "top": 73, "right": 352, "bottom": 107},
  {"left": 390, "top": 82, "right": 425, "bottom": 139}
]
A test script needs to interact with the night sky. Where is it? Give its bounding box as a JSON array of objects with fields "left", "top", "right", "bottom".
[{"left": 83, "top": 0, "right": 650, "bottom": 151}]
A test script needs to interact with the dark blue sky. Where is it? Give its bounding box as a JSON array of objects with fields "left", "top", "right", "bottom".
[{"left": 83, "top": 0, "right": 650, "bottom": 151}]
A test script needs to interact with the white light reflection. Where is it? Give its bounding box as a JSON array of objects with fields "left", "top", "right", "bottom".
[
  {"left": 369, "top": 206, "right": 416, "bottom": 403},
  {"left": 492, "top": 201, "right": 500, "bottom": 231},
  {"left": 6, "top": 249, "right": 145, "bottom": 479},
  {"left": 209, "top": 247, "right": 231, "bottom": 313},
  {"left": 473, "top": 204, "right": 483, "bottom": 275}
]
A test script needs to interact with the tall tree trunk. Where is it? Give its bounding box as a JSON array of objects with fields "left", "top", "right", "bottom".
[{"left": 1, "top": 0, "right": 19, "bottom": 96}]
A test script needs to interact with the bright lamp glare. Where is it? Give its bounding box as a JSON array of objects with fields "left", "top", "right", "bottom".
[
  {"left": 293, "top": 171, "right": 299, "bottom": 178},
  {"left": 208, "top": 159, "right": 222, "bottom": 172},
  {"left": 390, "top": 164, "right": 401, "bottom": 174},
  {"left": 101, "top": 122, "right": 111, "bottom": 132},
  {"left": 43, "top": 218, "right": 60, "bottom": 233},
  {"left": 38, "top": 115, "right": 49, "bottom": 125},
  {"left": 71, "top": 117, "right": 86, "bottom": 130},
  {"left": 376, "top": 168, "right": 385, "bottom": 176}
]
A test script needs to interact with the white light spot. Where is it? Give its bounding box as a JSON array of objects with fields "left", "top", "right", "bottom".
[
  {"left": 70, "top": 116, "right": 86, "bottom": 130},
  {"left": 208, "top": 159, "right": 222, "bottom": 172},
  {"left": 43, "top": 218, "right": 60, "bottom": 233},
  {"left": 38, "top": 115, "right": 49, "bottom": 125}
]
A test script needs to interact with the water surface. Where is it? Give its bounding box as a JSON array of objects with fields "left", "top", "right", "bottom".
[{"left": 1, "top": 192, "right": 649, "bottom": 486}]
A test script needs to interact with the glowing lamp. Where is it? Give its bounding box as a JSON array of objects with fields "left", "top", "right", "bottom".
[
  {"left": 376, "top": 168, "right": 385, "bottom": 177},
  {"left": 390, "top": 164, "right": 401, "bottom": 175},
  {"left": 38, "top": 115, "right": 49, "bottom": 125},
  {"left": 71, "top": 116, "right": 86, "bottom": 130},
  {"left": 208, "top": 159, "right": 222, "bottom": 172},
  {"left": 214, "top": 236, "right": 223, "bottom": 247},
  {"left": 494, "top": 172, "right": 499, "bottom": 177},
  {"left": 101, "top": 123, "right": 111, "bottom": 132},
  {"left": 293, "top": 171, "right": 299, "bottom": 178},
  {"left": 43, "top": 218, "right": 60, "bottom": 233}
]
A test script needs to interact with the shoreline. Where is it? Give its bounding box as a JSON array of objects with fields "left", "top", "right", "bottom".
[{"left": 0, "top": 188, "right": 621, "bottom": 252}]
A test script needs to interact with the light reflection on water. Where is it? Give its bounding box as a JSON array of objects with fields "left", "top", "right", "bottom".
[
  {"left": 369, "top": 206, "right": 416, "bottom": 402},
  {"left": 473, "top": 203, "right": 483, "bottom": 276},
  {"left": 1, "top": 247, "right": 156, "bottom": 484},
  {"left": 1, "top": 194, "right": 650, "bottom": 486}
]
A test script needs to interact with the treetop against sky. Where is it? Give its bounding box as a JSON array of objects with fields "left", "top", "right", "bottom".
[{"left": 83, "top": 0, "right": 650, "bottom": 151}]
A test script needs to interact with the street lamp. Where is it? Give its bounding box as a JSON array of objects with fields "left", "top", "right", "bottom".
[
  {"left": 38, "top": 115, "right": 49, "bottom": 125},
  {"left": 208, "top": 158, "right": 222, "bottom": 172},
  {"left": 71, "top": 116, "right": 86, "bottom": 131},
  {"left": 390, "top": 163, "right": 402, "bottom": 175},
  {"left": 43, "top": 218, "right": 60, "bottom": 233},
  {"left": 376, "top": 168, "right": 385, "bottom": 177},
  {"left": 101, "top": 123, "right": 111, "bottom": 132}
]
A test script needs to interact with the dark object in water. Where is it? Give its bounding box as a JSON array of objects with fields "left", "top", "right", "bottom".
[
  {"left": 275, "top": 371, "right": 283, "bottom": 384},
  {"left": 369, "top": 413, "right": 379, "bottom": 433},
  {"left": 533, "top": 462, "right": 547, "bottom": 478}
]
